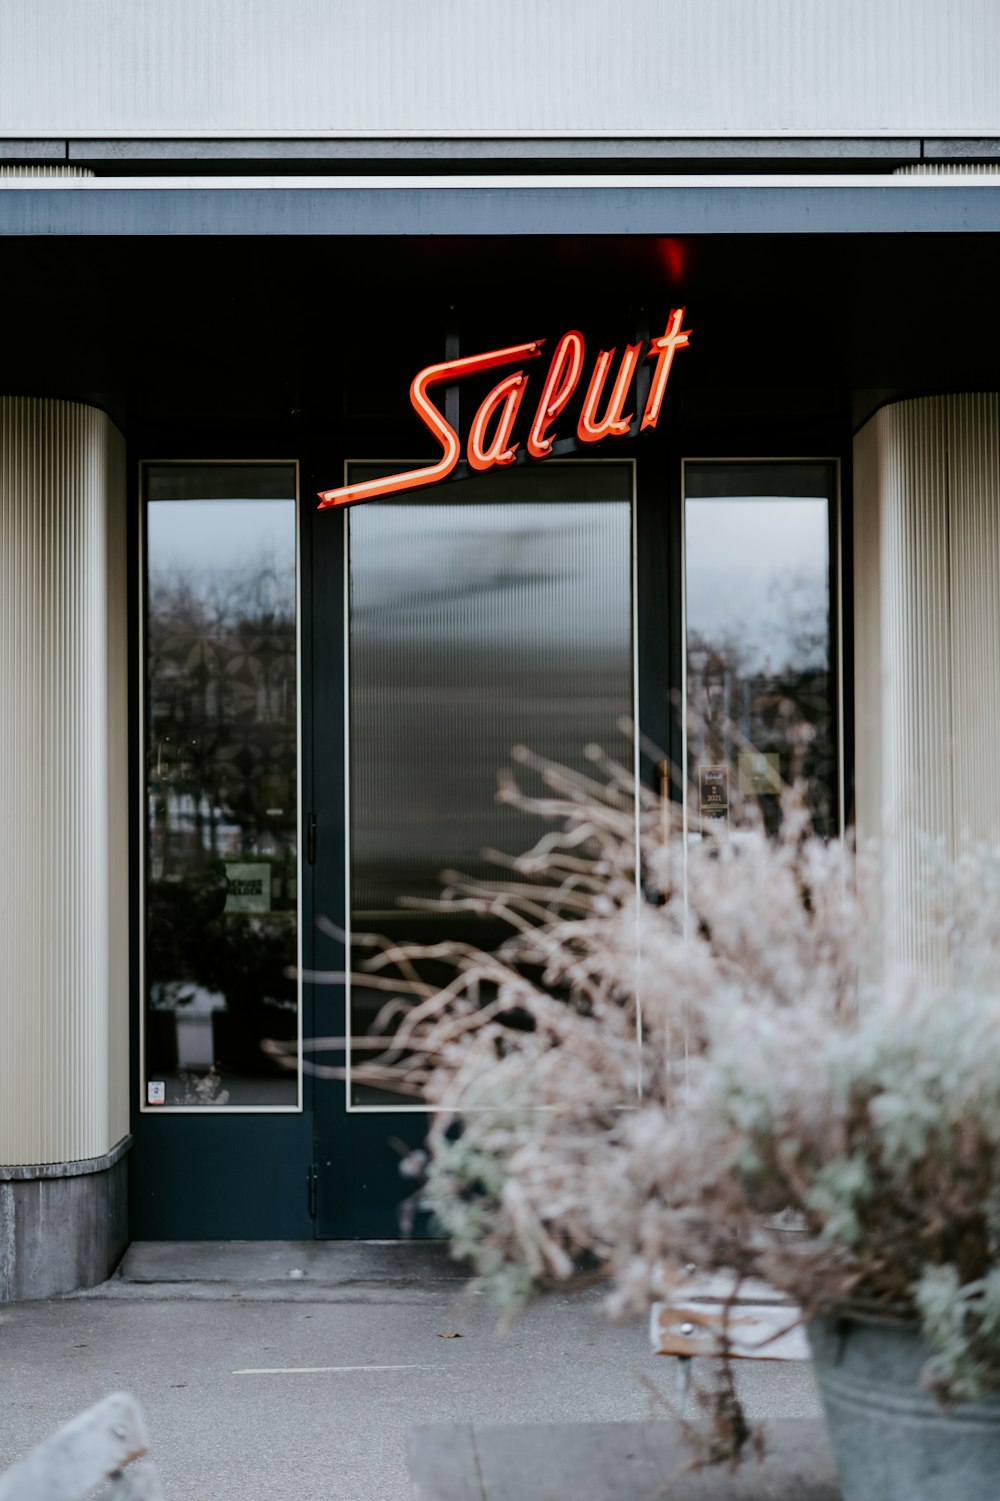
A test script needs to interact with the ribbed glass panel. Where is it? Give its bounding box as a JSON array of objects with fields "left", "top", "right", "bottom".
[
  {"left": 853, "top": 393, "right": 1000, "bottom": 976},
  {"left": 347, "top": 462, "right": 633, "bottom": 1106},
  {"left": 0, "top": 398, "right": 127, "bottom": 1166},
  {"left": 0, "top": 0, "right": 998, "bottom": 135}
]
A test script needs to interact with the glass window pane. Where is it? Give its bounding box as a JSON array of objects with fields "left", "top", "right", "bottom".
[
  {"left": 348, "top": 462, "right": 634, "bottom": 1106},
  {"left": 144, "top": 464, "right": 299, "bottom": 1108},
  {"left": 685, "top": 462, "right": 836, "bottom": 834}
]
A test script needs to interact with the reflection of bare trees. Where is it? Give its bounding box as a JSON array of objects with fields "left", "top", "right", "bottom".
[
  {"left": 145, "top": 545, "right": 298, "bottom": 1089},
  {"left": 688, "top": 566, "right": 833, "bottom": 833},
  {"left": 147, "top": 548, "right": 297, "bottom": 881},
  {"left": 770, "top": 565, "right": 829, "bottom": 669}
]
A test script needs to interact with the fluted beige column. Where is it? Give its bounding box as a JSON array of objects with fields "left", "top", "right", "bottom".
[
  {"left": 854, "top": 393, "right": 1000, "bottom": 972},
  {"left": 0, "top": 397, "right": 128, "bottom": 1167}
]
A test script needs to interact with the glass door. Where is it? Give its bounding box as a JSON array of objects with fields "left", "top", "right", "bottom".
[
  {"left": 308, "top": 454, "right": 840, "bottom": 1238},
  {"left": 133, "top": 461, "right": 313, "bottom": 1240},
  {"left": 310, "top": 461, "right": 635, "bottom": 1235}
]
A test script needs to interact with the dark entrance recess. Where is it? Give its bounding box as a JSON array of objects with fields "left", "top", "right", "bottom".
[{"left": 8, "top": 228, "right": 991, "bottom": 1238}]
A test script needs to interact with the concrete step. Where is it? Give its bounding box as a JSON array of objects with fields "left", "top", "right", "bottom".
[
  {"left": 117, "top": 1238, "right": 466, "bottom": 1286},
  {"left": 408, "top": 1419, "right": 840, "bottom": 1500}
]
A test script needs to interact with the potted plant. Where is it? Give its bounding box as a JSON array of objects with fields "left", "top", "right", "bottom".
[{"left": 355, "top": 747, "right": 1000, "bottom": 1500}]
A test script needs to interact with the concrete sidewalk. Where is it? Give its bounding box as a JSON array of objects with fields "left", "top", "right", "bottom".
[{"left": 0, "top": 1242, "right": 825, "bottom": 1501}]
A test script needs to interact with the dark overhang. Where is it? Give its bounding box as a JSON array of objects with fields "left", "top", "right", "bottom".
[{"left": 3, "top": 135, "right": 1000, "bottom": 175}]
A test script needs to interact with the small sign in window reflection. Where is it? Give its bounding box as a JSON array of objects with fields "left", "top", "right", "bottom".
[{"left": 224, "top": 862, "right": 271, "bottom": 914}]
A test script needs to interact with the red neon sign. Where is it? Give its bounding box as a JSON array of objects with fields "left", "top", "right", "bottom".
[
  {"left": 527, "top": 330, "right": 585, "bottom": 459},
  {"left": 317, "top": 309, "right": 691, "bottom": 510}
]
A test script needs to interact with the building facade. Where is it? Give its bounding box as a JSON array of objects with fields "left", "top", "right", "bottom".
[{"left": 3, "top": 1, "right": 1000, "bottom": 1298}]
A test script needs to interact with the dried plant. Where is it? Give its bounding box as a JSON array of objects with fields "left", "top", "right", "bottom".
[{"left": 351, "top": 744, "right": 1000, "bottom": 1438}]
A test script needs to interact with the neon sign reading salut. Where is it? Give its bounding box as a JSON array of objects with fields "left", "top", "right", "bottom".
[{"left": 317, "top": 309, "right": 691, "bottom": 510}]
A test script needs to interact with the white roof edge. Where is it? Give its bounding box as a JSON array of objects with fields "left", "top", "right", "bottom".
[
  {"left": 0, "top": 129, "right": 997, "bottom": 142},
  {"left": 2, "top": 173, "right": 999, "bottom": 190}
]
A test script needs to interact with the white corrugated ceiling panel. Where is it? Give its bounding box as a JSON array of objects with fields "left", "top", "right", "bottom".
[{"left": 0, "top": 0, "right": 998, "bottom": 137}]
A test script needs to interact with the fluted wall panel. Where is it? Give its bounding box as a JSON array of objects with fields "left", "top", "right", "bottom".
[
  {"left": 0, "top": 0, "right": 998, "bottom": 137},
  {"left": 0, "top": 398, "right": 128, "bottom": 1166},
  {"left": 852, "top": 417, "right": 882, "bottom": 850},
  {"left": 854, "top": 394, "right": 1000, "bottom": 972},
  {"left": 947, "top": 395, "right": 1000, "bottom": 842}
]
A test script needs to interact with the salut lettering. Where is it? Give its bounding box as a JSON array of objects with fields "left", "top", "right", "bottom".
[{"left": 317, "top": 309, "right": 692, "bottom": 509}]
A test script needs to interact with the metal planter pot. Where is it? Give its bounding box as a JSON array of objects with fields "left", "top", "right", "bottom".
[{"left": 808, "top": 1312, "right": 1000, "bottom": 1501}]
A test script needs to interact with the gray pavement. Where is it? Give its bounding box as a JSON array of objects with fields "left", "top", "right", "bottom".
[{"left": 0, "top": 1242, "right": 823, "bottom": 1501}]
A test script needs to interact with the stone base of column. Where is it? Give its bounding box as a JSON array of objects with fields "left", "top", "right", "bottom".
[{"left": 0, "top": 1137, "right": 130, "bottom": 1301}]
